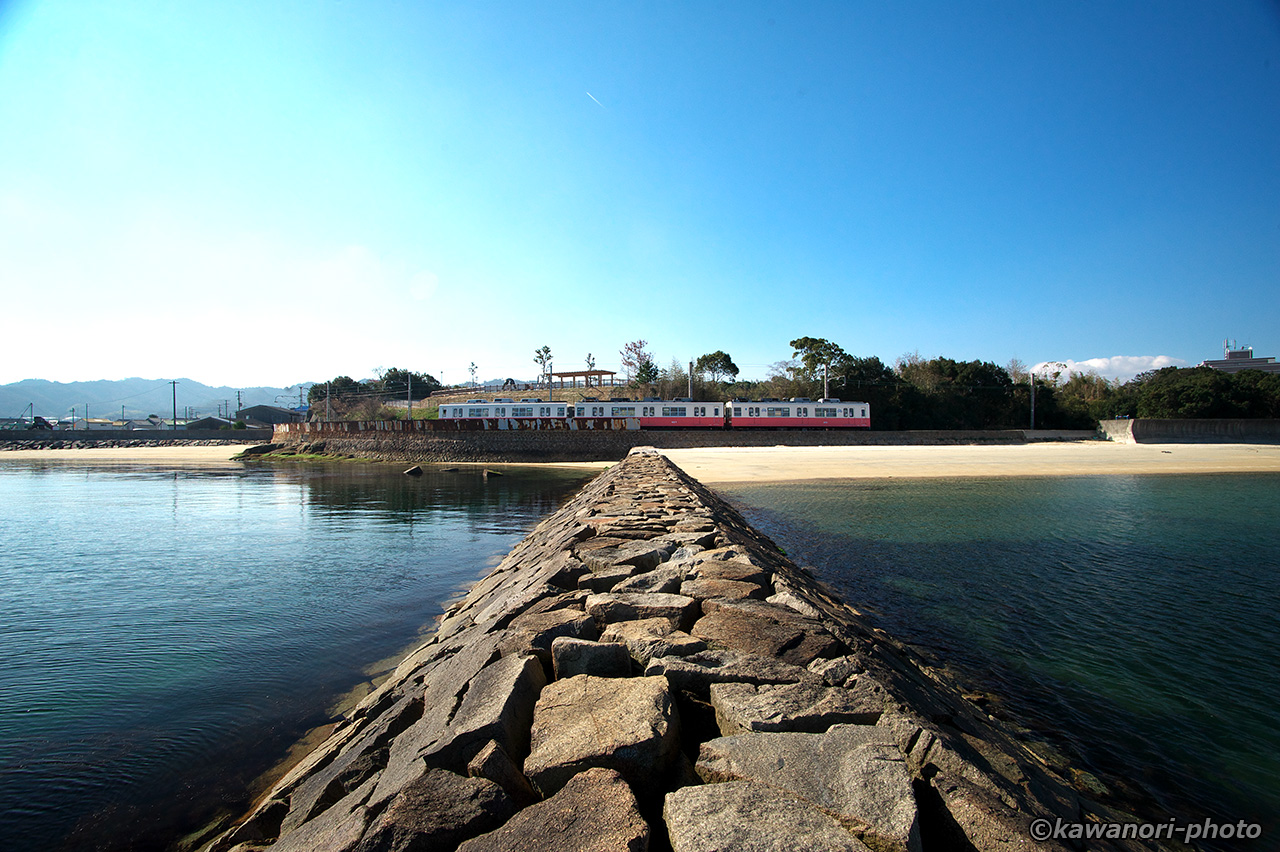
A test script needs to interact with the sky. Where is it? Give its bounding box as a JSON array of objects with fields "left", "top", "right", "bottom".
[{"left": 1, "top": 0, "right": 1277, "bottom": 388}]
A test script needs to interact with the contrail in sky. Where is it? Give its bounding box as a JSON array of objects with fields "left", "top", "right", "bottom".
[{"left": 586, "top": 91, "right": 605, "bottom": 108}]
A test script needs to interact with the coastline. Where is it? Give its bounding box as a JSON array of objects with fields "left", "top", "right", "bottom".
[
  {"left": 659, "top": 442, "right": 1280, "bottom": 482},
  {"left": 5, "top": 440, "right": 1280, "bottom": 479}
]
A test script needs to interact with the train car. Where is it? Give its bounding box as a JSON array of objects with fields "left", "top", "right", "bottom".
[
  {"left": 573, "top": 397, "right": 725, "bottom": 429},
  {"left": 437, "top": 398, "right": 571, "bottom": 425},
  {"left": 727, "top": 397, "right": 870, "bottom": 429}
]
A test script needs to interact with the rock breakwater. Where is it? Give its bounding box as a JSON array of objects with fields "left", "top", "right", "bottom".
[{"left": 199, "top": 449, "right": 1152, "bottom": 852}]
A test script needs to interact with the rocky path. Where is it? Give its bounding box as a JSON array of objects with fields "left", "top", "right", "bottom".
[{"left": 198, "top": 448, "right": 1154, "bottom": 852}]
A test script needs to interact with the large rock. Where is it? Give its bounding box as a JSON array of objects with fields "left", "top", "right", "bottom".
[
  {"left": 500, "top": 607, "right": 598, "bottom": 662},
  {"left": 466, "top": 740, "right": 537, "bottom": 808},
  {"left": 696, "top": 726, "right": 920, "bottom": 852},
  {"left": 709, "top": 679, "right": 885, "bottom": 735},
  {"left": 524, "top": 675, "right": 680, "bottom": 797},
  {"left": 644, "top": 649, "right": 817, "bottom": 699},
  {"left": 372, "top": 653, "right": 545, "bottom": 808},
  {"left": 679, "top": 578, "right": 766, "bottom": 602},
  {"left": 457, "top": 768, "right": 649, "bottom": 852},
  {"left": 551, "top": 637, "right": 632, "bottom": 678},
  {"left": 579, "top": 539, "right": 675, "bottom": 573},
  {"left": 612, "top": 565, "right": 687, "bottom": 594},
  {"left": 691, "top": 599, "right": 844, "bottom": 666},
  {"left": 664, "top": 780, "right": 871, "bottom": 852},
  {"left": 354, "top": 769, "right": 513, "bottom": 852},
  {"left": 586, "top": 592, "right": 700, "bottom": 632},
  {"left": 602, "top": 618, "right": 707, "bottom": 665}
]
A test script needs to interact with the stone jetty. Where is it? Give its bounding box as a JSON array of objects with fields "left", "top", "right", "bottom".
[{"left": 200, "top": 449, "right": 1150, "bottom": 852}]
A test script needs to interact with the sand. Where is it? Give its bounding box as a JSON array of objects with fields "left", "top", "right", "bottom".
[
  {"left": 658, "top": 442, "right": 1280, "bottom": 483},
  {"left": 4, "top": 441, "right": 1279, "bottom": 481},
  {"left": 0, "top": 444, "right": 261, "bottom": 466}
]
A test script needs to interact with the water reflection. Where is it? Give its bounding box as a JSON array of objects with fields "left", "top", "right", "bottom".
[{"left": 0, "top": 460, "right": 595, "bottom": 852}]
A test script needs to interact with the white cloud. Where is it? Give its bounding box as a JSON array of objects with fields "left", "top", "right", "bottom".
[{"left": 1032, "top": 355, "right": 1187, "bottom": 382}]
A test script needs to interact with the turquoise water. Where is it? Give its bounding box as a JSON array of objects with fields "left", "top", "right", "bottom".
[
  {"left": 720, "top": 473, "right": 1280, "bottom": 849},
  {"left": 0, "top": 461, "right": 595, "bottom": 852}
]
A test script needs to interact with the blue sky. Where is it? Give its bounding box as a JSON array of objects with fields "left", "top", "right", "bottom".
[{"left": 1, "top": 1, "right": 1277, "bottom": 388}]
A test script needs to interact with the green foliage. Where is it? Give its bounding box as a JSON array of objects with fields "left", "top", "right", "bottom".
[
  {"left": 695, "top": 350, "right": 740, "bottom": 383},
  {"left": 377, "top": 367, "right": 442, "bottom": 400},
  {"left": 635, "top": 357, "right": 660, "bottom": 386},
  {"left": 789, "top": 337, "right": 848, "bottom": 381}
]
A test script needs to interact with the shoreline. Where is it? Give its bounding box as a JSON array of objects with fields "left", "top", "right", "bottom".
[
  {"left": 5, "top": 440, "right": 1280, "bottom": 480},
  {"left": 659, "top": 442, "right": 1280, "bottom": 482}
]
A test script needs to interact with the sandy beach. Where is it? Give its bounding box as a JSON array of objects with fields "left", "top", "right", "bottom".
[
  {"left": 0, "top": 444, "right": 261, "bottom": 466},
  {"left": 4, "top": 441, "right": 1280, "bottom": 481},
  {"left": 659, "top": 442, "right": 1280, "bottom": 483}
]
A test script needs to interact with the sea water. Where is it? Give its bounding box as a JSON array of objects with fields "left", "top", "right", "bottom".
[
  {"left": 0, "top": 460, "right": 595, "bottom": 852},
  {"left": 719, "top": 473, "right": 1280, "bottom": 849}
]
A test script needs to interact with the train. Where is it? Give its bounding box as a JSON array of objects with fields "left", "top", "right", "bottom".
[{"left": 435, "top": 397, "right": 870, "bottom": 430}]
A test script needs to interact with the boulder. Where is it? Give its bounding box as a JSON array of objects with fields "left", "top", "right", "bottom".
[
  {"left": 709, "top": 679, "right": 885, "bottom": 735},
  {"left": 612, "top": 566, "right": 687, "bottom": 595},
  {"left": 579, "top": 539, "right": 675, "bottom": 574},
  {"left": 679, "top": 578, "right": 766, "bottom": 602},
  {"left": 643, "top": 650, "right": 817, "bottom": 699},
  {"left": 500, "top": 608, "right": 598, "bottom": 663},
  {"left": 586, "top": 592, "right": 700, "bottom": 632},
  {"left": 524, "top": 675, "right": 680, "bottom": 798},
  {"left": 691, "top": 599, "right": 844, "bottom": 666},
  {"left": 457, "top": 767, "right": 649, "bottom": 852},
  {"left": 551, "top": 637, "right": 632, "bottom": 679},
  {"left": 466, "top": 740, "right": 537, "bottom": 808},
  {"left": 602, "top": 619, "right": 707, "bottom": 665},
  {"left": 664, "top": 780, "right": 871, "bottom": 852},
  {"left": 354, "top": 769, "right": 513, "bottom": 852},
  {"left": 697, "top": 726, "right": 920, "bottom": 852}
]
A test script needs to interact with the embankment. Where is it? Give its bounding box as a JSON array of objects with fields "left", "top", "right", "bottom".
[
  {"left": 272, "top": 421, "right": 1095, "bottom": 463},
  {"left": 197, "top": 449, "right": 1152, "bottom": 852},
  {"left": 1099, "top": 418, "right": 1280, "bottom": 443}
]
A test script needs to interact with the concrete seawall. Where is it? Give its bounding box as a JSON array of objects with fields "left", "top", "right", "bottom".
[
  {"left": 1099, "top": 418, "right": 1280, "bottom": 444},
  {"left": 198, "top": 449, "right": 1149, "bottom": 852},
  {"left": 272, "top": 422, "right": 1094, "bottom": 463}
]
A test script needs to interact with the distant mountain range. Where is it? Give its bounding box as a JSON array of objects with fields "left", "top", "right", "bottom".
[{"left": 0, "top": 378, "right": 301, "bottom": 421}]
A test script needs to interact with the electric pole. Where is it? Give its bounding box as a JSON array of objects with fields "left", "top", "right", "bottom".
[
  {"left": 1030, "top": 374, "right": 1036, "bottom": 431},
  {"left": 823, "top": 363, "right": 829, "bottom": 399},
  {"left": 688, "top": 361, "right": 693, "bottom": 398},
  {"left": 170, "top": 380, "right": 179, "bottom": 430},
  {"left": 407, "top": 373, "right": 413, "bottom": 420}
]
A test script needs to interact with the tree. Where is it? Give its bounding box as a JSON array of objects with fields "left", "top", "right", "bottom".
[
  {"left": 468, "top": 362, "right": 478, "bottom": 388},
  {"left": 377, "top": 368, "right": 441, "bottom": 400},
  {"left": 789, "top": 337, "right": 848, "bottom": 382},
  {"left": 585, "top": 352, "right": 596, "bottom": 371},
  {"left": 534, "top": 346, "right": 553, "bottom": 387},
  {"left": 636, "top": 356, "right": 661, "bottom": 387},
  {"left": 620, "top": 340, "right": 652, "bottom": 384},
  {"left": 695, "top": 350, "right": 740, "bottom": 383},
  {"left": 307, "top": 375, "right": 363, "bottom": 406}
]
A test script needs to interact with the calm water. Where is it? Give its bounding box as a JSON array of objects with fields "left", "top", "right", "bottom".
[
  {"left": 0, "top": 460, "right": 595, "bottom": 852},
  {"left": 720, "top": 474, "right": 1280, "bottom": 850}
]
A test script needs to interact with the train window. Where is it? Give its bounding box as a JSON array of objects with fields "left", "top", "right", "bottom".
[
  {"left": 593, "top": 406, "right": 604, "bottom": 417},
  {"left": 816, "top": 407, "right": 836, "bottom": 417},
  {"left": 468, "top": 407, "right": 487, "bottom": 418},
  {"left": 512, "top": 407, "right": 533, "bottom": 417},
  {"left": 662, "top": 406, "right": 686, "bottom": 417},
  {"left": 611, "top": 406, "right": 636, "bottom": 416},
  {"left": 494, "top": 407, "right": 506, "bottom": 416},
  {"left": 556, "top": 407, "right": 566, "bottom": 416},
  {"left": 860, "top": 408, "right": 867, "bottom": 418},
  {"left": 766, "top": 407, "right": 790, "bottom": 417},
  {"left": 713, "top": 407, "right": 720, "bottom": 416}
]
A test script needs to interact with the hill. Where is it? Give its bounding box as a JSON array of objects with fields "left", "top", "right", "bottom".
[{"left": 0, "top": 378, "right": 298, "bottom": 421}]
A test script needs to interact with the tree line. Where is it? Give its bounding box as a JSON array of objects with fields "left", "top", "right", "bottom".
[{"left": 307, "top": 341, "right": 1280, "bottom": 428}]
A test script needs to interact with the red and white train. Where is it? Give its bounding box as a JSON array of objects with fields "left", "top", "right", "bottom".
[{"left": 436, "top": 397, "right": 870, "bottom": 429}]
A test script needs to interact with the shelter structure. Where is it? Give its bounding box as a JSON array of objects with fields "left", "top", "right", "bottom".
[{"left": 552, "top": 369, "right": 617, "bottom": 388}]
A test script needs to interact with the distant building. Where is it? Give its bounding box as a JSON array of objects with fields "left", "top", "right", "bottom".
[
  {"left": 237, "top": 405, "right": 307, "bottom": 427},
  {"left": 186, "top": 416, "right": 234, "bottom": 430},
  {"left": 1200, "top": 341, "right": 1280, "bottom": 374}
]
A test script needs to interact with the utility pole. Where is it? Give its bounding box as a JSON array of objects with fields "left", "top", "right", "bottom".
[
  {"left": 236, "top": 390, "right": 242, "bottom": 416},
  {"left": 326, "top": 382, "right": 331, "bottom": 421},
  {"left": 823, "top": 363, "right": 829, "bottom": 399},
  {"left": 407, "top": 373, "right": 413, "bottom": 420},
  {"left": 170, "top": 380, "right": 179, "bottom": 430},
  {"left": 688, "top": 361, "right": 693, "bottom": 398},
  {"left": 548, "top": 360, "right": 554, "bottom": 401},
  {"left": 85, "top": 404, "right": 89, "bottom": 429},
  {"left": 1030, "top": 374, "right": 1036, "bottom": 431}
]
